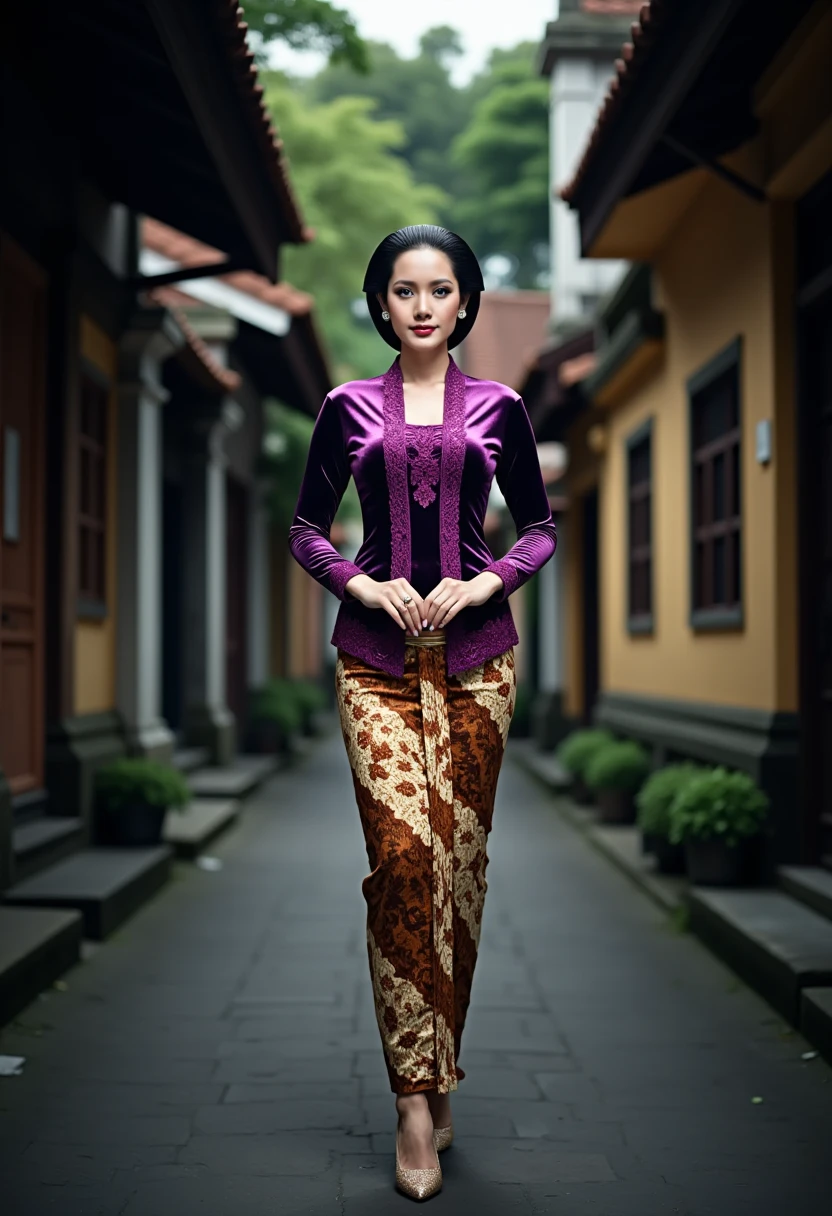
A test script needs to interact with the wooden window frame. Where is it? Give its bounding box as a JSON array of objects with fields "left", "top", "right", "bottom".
[
  {"left": 77, "top": 357, "right": 110, "bottom": 620},
  {"left": 688, "top": 337, "right": 743, "bottom": 631},
  {"left": 626, "top": 417, "right": 654, "bottom": 635}
]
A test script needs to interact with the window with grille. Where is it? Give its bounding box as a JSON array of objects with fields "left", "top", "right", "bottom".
[
  {"left": 627, "top": 420, "right": 653, "bottom": 632},
  {"left": 688, "top": 339, "right": 742, "bottom": 628},
  {"left": 78, "top": 365, "right": 109, "bottom": 614}
]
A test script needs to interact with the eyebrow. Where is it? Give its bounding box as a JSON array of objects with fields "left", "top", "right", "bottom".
[{"left": 392, "top": 278, "right": 454, "bottom": 287}]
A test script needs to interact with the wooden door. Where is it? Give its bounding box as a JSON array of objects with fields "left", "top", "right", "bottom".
[
  {"left": 0, "top": 236, "right": 46, "bottom": 798},
  {"left": 225, "top": 476, "right": 248, "bottom": 730},
  {"left": 797, "top": 170, "right": 832, "bottom": 869}
]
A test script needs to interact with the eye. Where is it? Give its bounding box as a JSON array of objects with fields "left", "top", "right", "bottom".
[
  {"left": 434, "top": 287, "right": 451, "bottom": 297},
  {"left": 393, "top": 287, "right": 413, "bottom": 298}
]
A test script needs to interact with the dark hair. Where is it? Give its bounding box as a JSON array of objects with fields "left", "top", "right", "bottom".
[{"left": 362, "top": 225, "right": 485, "bottom": 351}]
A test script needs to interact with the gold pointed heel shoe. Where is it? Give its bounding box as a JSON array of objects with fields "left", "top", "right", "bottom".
[
  {"left": 433, "top": 1124, "right": 454, "bottom": 1153},
  {"left": 395, "top": 1130, "right": 443, "bottom": 1201}
]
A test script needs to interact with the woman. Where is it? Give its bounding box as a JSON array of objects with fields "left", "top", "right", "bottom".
[{"left": 289, "top": 226, "right": 556, "bottom": 1200}]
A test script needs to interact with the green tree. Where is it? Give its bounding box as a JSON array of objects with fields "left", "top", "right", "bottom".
[
  {"left": 305, "top": 28, "right": 472, "bottom": 197},
  {"left": 263, "top": 73, "right": 445, "bottom": 380},
  {"left": 450, "top": 45, "right": 549, "bottom": 286},
  {"left": 243, "top": 0, "right": 369, "bottom": 72}
]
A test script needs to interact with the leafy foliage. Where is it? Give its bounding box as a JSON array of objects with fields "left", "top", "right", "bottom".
[
  {"left": 636, "top": 763, "right": 705, "bottom": 838},
  {"left": 450, "top": 47, "right": 549, "bottom": 286},
  {"left": 584, "top": 741, "right": 651, "bottom": 795},
  {"left": 95, "top": 759, "right": 191, "bottom": 812},
  {"left": 555, "top": 729, "right": 614, "bottom": 778},
  {"left": 668, "top": 768, "right": 769, "bottom": 848},
  {"left": 262, "top": 73, "right": 444, "bottom": 379},
  {"left": 250, "top": 679, "right": 304, "bottom": 735},
  {"left": 307, "top": 29, "right": 471, "bottom": 199},
  {"left": 242, "top": 0, "right": 369, "bottom": 72}
]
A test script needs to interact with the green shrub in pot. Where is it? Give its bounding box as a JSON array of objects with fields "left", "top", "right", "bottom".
[
  {"left": 636, "top": 763, "right": 704, "bottom": 873},
  {"left": 249, "top": 680, "right": 303, "bottom": 752},
  {"left": 668, "top": 767, "right": 768, "bottom": 886},
  {"left": 555, "top": 729, "right": 614, "bottom": 803},
  {"left": 95, "top": 759, "right": 190, "bottom": 846},
  {"left": 292, "top": 679, "right": 327, "bottom": 734},
  {"left": 584, "top": 740, "right": 650, "bottom": 824}
]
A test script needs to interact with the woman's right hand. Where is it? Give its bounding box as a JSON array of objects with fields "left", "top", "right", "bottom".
[{"left": 344, "top": 574, "right": 426, "bottom": 636}]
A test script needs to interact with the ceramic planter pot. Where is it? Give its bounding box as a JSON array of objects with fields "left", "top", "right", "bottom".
[
  {"left": 653, "top": 836, "right": 687, "bottom": 874},
  {"left": 572, "top": 776, "right": 593, "bottom": 805},
  {"left": 684, "top": 837, "right": 755, "bottom": 886},
  {"left": 595, "top": 788, "right": 637, "bottom": 824},
  {"left": 248, "top": 720, "right": 289, "bottom": 754},
  {"left": 105, "top": 800, "right": 166, "bottom": 847}
]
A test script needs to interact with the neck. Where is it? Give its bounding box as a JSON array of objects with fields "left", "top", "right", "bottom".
[{"left": 398, "top": 343, "right": 451, "bottom": 386}]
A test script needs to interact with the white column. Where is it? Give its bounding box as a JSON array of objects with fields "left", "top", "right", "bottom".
[
  {"left": 117, "top": 319, "right": 182, "bottom": 759},
  {"left": 247, "top": 481, "right": 271, "bottom": 689}
]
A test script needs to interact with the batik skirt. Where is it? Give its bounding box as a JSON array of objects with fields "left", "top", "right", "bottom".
[{"left": 335, "top": 634, "right": 516, "bottom": 1094}]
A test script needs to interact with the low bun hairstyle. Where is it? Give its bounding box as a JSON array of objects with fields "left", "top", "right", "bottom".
[{"left": 362, "top": 225, "right": 485, "bottom": 351}]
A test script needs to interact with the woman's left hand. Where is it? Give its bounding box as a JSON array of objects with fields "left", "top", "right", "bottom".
[{"left": 422, "top": 572, "right": 503, "bottom": 630}]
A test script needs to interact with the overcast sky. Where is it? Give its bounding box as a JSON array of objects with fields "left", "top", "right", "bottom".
[{"left": 268, "top": 1, "right": 559, "bottom": 85}]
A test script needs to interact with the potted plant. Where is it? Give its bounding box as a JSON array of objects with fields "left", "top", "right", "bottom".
[
  {"left": 292, "top": 679, "right": 328, "bottom": 736},
  {"left": 248, "top": 680, "right": 303, "bottom": 754},
  {"left": 555, "top": 729, "right": 614, "bottom": 804},
  {"left": 95, "top": 759, "right": 191, "bottom": 846},
  {"left": 668, "top": 767, "right": 769, "bottom": 886},
  {"left": 584, "top": 740, "right": 650, "bottom": 824},
  {"left": 636, "top": 763, "right": 703, "bottom": 873}
]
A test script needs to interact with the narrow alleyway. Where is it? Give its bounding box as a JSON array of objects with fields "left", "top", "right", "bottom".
[{"left": 1, "top": 728, "right": 830, "bottom": 1215}]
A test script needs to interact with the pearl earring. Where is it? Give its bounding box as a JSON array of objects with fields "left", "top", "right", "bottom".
[
  {"left": 381, "top": 310, "right": 390, "bottom": 321},
  {"left": 458, "top": 308, "right": 467, "bottom": 319}
]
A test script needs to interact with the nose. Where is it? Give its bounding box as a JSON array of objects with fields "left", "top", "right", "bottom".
[{"left": 413, "top": 293, "right": 433, "bottom": 319}]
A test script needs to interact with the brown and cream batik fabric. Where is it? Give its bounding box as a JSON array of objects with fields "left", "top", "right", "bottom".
[{"left": 335, "top": 640, "right": 516, "bottom": 1094}]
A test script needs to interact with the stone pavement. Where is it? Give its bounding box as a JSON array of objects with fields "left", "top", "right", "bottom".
[{"left": 1, "top": 728, "right": 831, "bottom": 1215}]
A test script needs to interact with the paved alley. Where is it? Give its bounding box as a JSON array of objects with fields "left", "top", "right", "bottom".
[{"left": 1, "top": 728, "right": 831, "bottom": 1215}]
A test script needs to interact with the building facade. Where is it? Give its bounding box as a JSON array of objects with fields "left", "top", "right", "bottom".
[{"left": 557, "top": 0, "right": 832, "bottom": 875}]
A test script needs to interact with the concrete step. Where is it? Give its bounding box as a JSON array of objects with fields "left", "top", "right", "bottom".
[
  {"left": 2, "top": 846, "right": 173, "bottom": 940},
  {"left": 0, "top": 906, "right": 83, "bottom": 1026},
  {"left": 801, "top": 987, "right": 832, "bottom": 1066},
  {"left": 162, "top": 798, "right": 240, "bottom": 859},
  {"left": 187, "top": 754, "right": 277, "bottom": 799},
  {"left": 686, "top": 887, "right": 832, "bottom": 1025},
  {"left": 778, "top": 865, "right": 832, "bottom": 923},
  {"left": 172, "top": 746, "right": 211, "bottom": 775},
  {"left": 12, "top": 816, "right": 85, "bottom": 884}
]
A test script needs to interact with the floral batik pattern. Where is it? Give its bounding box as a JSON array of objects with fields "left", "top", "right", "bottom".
[{"left": 335, "top": 643, "right": 516, "bottom": 1094}]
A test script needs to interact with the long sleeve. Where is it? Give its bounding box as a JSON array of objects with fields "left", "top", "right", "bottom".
[
  {"left": 484, "top": 395, "right": 557, "bottom": 601},
  {"left": 288, "top": 394, "right": 364, "bottom": 601}
]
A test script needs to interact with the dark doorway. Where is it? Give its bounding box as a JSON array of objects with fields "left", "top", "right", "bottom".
[
  {"left": 0, "top": 236, "right": 46, "bottom": 804},
  {"left": 582, "top": 487, "right": 600, "bottom": 724},
  {"left": 797, "top": 169, "right": 832, "bottom": 869},
  {"left": 225, "top": 476, "right": 248, "bottom": 729}
]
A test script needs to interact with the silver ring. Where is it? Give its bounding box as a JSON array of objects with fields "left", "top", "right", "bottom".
[{"left": 401, "top": 594, "right": 412, "bottom": 605}]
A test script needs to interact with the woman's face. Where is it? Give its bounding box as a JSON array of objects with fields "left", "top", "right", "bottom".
[{"left": 378, "top": 247, "right": 469, "bottom": 355}]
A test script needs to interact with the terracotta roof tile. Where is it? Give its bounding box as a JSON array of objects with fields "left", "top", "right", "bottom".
[
  {"left": 147, "top": 287, "right": 242, "bottom": 392},
  {"left": 217, "top": 1, "right": 311, "bottom": 243},
  {"left": 143, "top": 217, "right": 314, "bottom": 317},
  {"left": 560, "top": 2, "right": 665, "bottom": 204}
]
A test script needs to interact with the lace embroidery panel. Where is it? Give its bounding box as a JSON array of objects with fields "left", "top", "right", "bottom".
[{"left": 405, "top": 425, "right": 442, "bottom": 509}]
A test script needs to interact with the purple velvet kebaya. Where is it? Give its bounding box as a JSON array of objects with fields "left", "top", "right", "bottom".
[{"left": 289, "top": 353, "right": 557, "bottom": 677}]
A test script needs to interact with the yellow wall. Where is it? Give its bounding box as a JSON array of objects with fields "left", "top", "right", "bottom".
[
  {"left": 74, "top": 317, "right": 118, "bottom": 715},
  {"left": 595, "top": 176, "right": 799, "bottom": 712}
]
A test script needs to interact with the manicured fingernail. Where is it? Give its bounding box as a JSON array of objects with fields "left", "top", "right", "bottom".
[
  {"left": 413, "top": 629, "right": 419, "bottom": 636},
  {"left": 422, "top": 619, "right": 428, "bottom": 628},
  {"left": 429, "top": 625, "right": 434, "bottom": 631}
]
